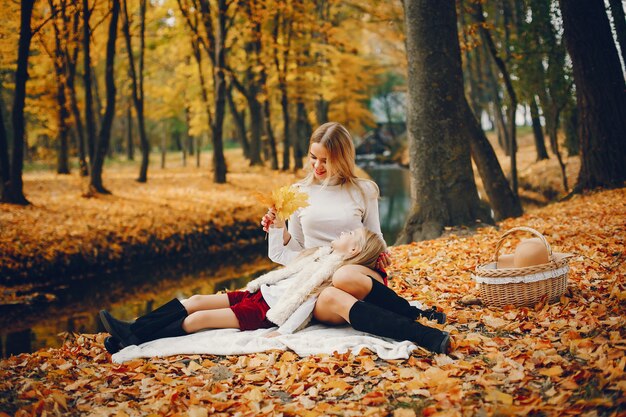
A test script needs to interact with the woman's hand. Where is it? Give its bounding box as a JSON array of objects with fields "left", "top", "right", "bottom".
[
  {"left": 261, "top": 208, "right": 285, "bottom": 232},
  {"left": 376, "top": 250, "right": 392, "bottom": 271},
  {"left": 264, "top": 331, "right": 282, "bottom": 338}
]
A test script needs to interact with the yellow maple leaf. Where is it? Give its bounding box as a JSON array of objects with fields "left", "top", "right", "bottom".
[{"left": 255, "top": 186, "right": 309, "bottom": 221}]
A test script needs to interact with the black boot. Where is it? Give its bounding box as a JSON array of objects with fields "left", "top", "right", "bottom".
[
  {"left": 99, "top": 298, "right": 188, "bottom": 348},
  {"left": 364, "top": 277, "right": 447, "bottom": 324},
  {"left": 349, "top": 301, "right": 450, "bottom": 354},
  {"left": 130, "top": 299, "right": 187, "bottom": 342},
  {"left": 99, "top": 311, "right": 140, "bottom": 347},
  {"left": 140, "top": 317, "right": 187, "bottom": 342},
  {"left": 104, "top": 336, "right": 124, "bottom": 354}
]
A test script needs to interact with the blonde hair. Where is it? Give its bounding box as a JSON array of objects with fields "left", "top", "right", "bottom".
[
  {"left": 341, "top": 228, "right": 387, "bottom": 270},
  {"left": 299, "top": 121, "right": 379, "bottom": 203},
  {"left": 294, "top": 228, "right": 386, "bottom": 270}
]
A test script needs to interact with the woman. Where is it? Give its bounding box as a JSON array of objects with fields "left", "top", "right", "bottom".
[
  {"left": 262, "top": 122, "right": 448, "bottom": 353},
  {"left": 99, "top": 228, "right": 402, "bottom": 352}
]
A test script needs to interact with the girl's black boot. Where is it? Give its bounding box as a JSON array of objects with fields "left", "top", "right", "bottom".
[
  {"left": 349, "top": 300, "right": 450, "bottom": 354},
  {"left": 130, "top": 298, "right": 188, "bottom": 343},
  {"left": 363, "top": 277, "right": 446, "bottom": 324},
  {"left": 99, "top": 298, "right": 188, "bottom": 350}
]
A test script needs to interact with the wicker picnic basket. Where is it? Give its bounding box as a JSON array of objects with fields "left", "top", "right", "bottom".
[{"left": 472, "top": 227, "right": 572, "bottom": 307}]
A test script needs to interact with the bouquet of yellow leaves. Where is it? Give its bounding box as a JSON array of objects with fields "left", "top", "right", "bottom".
[{"left": 256, "top": 185, "right": 309, "bottom": 221}]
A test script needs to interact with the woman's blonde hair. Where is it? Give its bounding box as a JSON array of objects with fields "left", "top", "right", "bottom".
[
  {"left": 341, "top": 228, "right": 387, "bottom": 270},
  {"left": 299, "top": 121, "right": 379, "bottom": 202}
]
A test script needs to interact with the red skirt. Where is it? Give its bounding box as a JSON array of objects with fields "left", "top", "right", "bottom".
[{"left": 227, "top": 290, "right": 275, "bottom": 331}]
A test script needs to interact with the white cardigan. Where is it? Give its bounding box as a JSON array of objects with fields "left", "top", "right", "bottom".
[{"left": 246, "top": 246, "right": 344, "bottom": 330}]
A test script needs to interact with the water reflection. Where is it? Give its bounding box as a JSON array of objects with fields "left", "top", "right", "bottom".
[
  {"left": 0, "top": 245, "right": 272, "bottom": 358},
  {"left": 363, "top": 165, "right": 411, "bottom": 246}
]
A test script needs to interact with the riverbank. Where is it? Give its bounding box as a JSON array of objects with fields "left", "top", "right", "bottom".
[
  {"left": 1, "top": 186, "right": 624, "bottom": 415},
  {"left": 1, "top": 151, "right": 300, "bottom": 294}
]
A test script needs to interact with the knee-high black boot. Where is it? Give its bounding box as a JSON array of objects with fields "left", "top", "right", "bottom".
[
  {"left": 99, "top": 298, "right": 188, "bottom": 353},
  {"left": 363, "top": 277, "right": 446, "bottom": 324},
  {"left": 349, "top": 300, "right": 450, "bottom": 354}
]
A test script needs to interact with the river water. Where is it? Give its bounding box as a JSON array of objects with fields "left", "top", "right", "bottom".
[{"left": 0, "top": 165, "right": 411, "bottom": 358}]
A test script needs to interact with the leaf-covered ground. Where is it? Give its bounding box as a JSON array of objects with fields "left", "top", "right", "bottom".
[{"left": 1, "top": 187, "right": 624, "bottom": 416}]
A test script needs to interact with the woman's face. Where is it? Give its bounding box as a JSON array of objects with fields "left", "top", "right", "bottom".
[
  {"left": 331, "top": 228, "right": 364, "bottom": 255},
  {"left": 310, "top": 142, "right": 331, "bottom": 181}
]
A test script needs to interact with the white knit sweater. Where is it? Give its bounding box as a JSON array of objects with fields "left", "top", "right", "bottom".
[
  {"left": 268, "top": 180, "right": 382, "bottom": 266},
  {"left": 246, "top": 246, "right": 344, "bottom": 331}
]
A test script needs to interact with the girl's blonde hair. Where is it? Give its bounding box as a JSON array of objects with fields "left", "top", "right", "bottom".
[
  {"left": 295, "top": 228, "right": 386, "bottom": 270},
  {"left": 299, "top": 122, "right": 380, "bottom": 202},
  {"left": 341, "top": 228, "right": 387, "bottom": 270}
]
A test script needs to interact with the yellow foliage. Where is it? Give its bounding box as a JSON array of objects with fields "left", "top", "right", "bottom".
[{"left": 255, "top": 185, "right": 309, "bottom": 221}]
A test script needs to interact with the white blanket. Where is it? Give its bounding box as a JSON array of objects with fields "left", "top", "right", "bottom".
[
  {"left": 111, "top": 324, "right": 419, "bottom": 363},
  {"left": 111, "top": 302, "right": 426, "bottom": 363}
]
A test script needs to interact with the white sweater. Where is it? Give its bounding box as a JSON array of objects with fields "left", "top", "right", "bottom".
[{"left": 268, "top": 180, "right": 382, "bottom": 265}]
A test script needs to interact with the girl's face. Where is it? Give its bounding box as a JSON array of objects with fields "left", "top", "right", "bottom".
[
  {"left": 331, "top": 228, "right": 364, "bottom": 255},
  {"left": 310, "top": 142, "right": 331, "bottom": 182}
]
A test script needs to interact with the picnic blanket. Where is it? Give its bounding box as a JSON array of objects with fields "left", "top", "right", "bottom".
[{"left": 111, "top": 302, "right": 427, "bottom": 363}]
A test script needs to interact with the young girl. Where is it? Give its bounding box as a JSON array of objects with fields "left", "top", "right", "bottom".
[{"left": 261, "top": 122, "right": 446, "bottom": 336}]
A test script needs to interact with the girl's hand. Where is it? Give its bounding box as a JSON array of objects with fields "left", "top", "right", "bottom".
[
  {"left": 261, "top": 208, "right": 285, "bottom": 231},
  {"left": 376, "top": 250, "right": 392, "bottom": 270}
]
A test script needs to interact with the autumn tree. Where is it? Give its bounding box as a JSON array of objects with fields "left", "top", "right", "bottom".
[
  {"left": 559, "top": 0, "right": 626, "bottom": 191},
  {"left": 88, "top": 0, "right": 120, "bottom": 194},
  {"left": 82, "top": 0, "right": 97, "bottom": 166},
  {"left": 177, "top": 0, "right": 228, "bottom": 183},
  {"left": 397, "top": 0, "right": 493, "bottom": 243},
  {"left": 121, "top": 0, "right": 150, "bottom": 182},
  {"left": 471, "top": 1, "right": 519, "bottom": 197},
  {"left": 0, "top": 0, "right": 36, "bottom": 205},
  {"left": 48, "top": 0, "right": 71, "bottom": 174}
]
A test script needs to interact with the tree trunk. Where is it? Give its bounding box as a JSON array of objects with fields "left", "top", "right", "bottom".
[
  {"left": 466, "top": 101, "right": 523, "bottom": 220},
  {"left": 211, "top": 0, "right": 228, "bottom": 183},
  {"left": 0, "top": 94, "right": 9, "bottom": 202},
  {"left": 190, "top": 37, "right": 214, "bottom": 171},
  {"left": 281, "top": 93, "right": 292, "bottom": 171},
  {"left": 474, "top": 2, "right": 518, "bottom": 198},
  {"left": 126, "top": 104, "right": 134, "bottom": 160},
  {"left": 608, "top": 0, "right": 626, "bottom": 66},
  {"left": 482, "top": 45, "right": 509, "bottom": 154},
  {"left": 50, "top": 0, "right": 70, "bottom": 174},
  {"left": 66, "top": 7, "right": 88, "bottom": 176},
  {"left": 529, "top": 96, "right": 549, "bottom": 161},
  {"left": 316, "top": 100, "right": 329, "bottom": 125},
  {"left": 89, "top": 0, "right": 120, "bottom": 194},
  {"left": 4, "top": 0, "right": 36, "bottom": 205},
  {"left": 184, "top": 101, "right": 194, "bottom": 156},
  {"left": 563, "top": 103, "right": 579, "bottom": 156},
  {"left": 559, "top": 0, "right": 626, "bottom": 191},
  {"left": 248, "top": 94, "right": 264, "bottom": 166},
  {"left": 83, "top": 0, "right": 96, "bottom": 166},
  {"left": 253, "top": 14, "right": 278, "bottom": 170},
  {"left": 546, "top": 106, "right": 569, "bottom": 191},
  {"left": 294, "top": 101, "right": 309, "bottom": 169},
  {"left": 225, "top": 80, "right": 249, "bottom": 158},
  {"left": 397, "top": 0, "right": 492, "bottom": 244},
  {"left": 122, "top": 0, "right": 149, "bottom": 182}
]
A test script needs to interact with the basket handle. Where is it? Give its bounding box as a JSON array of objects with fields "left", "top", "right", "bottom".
[{"left": 493, "top": 226, "right": 553, "bottom": 262}]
